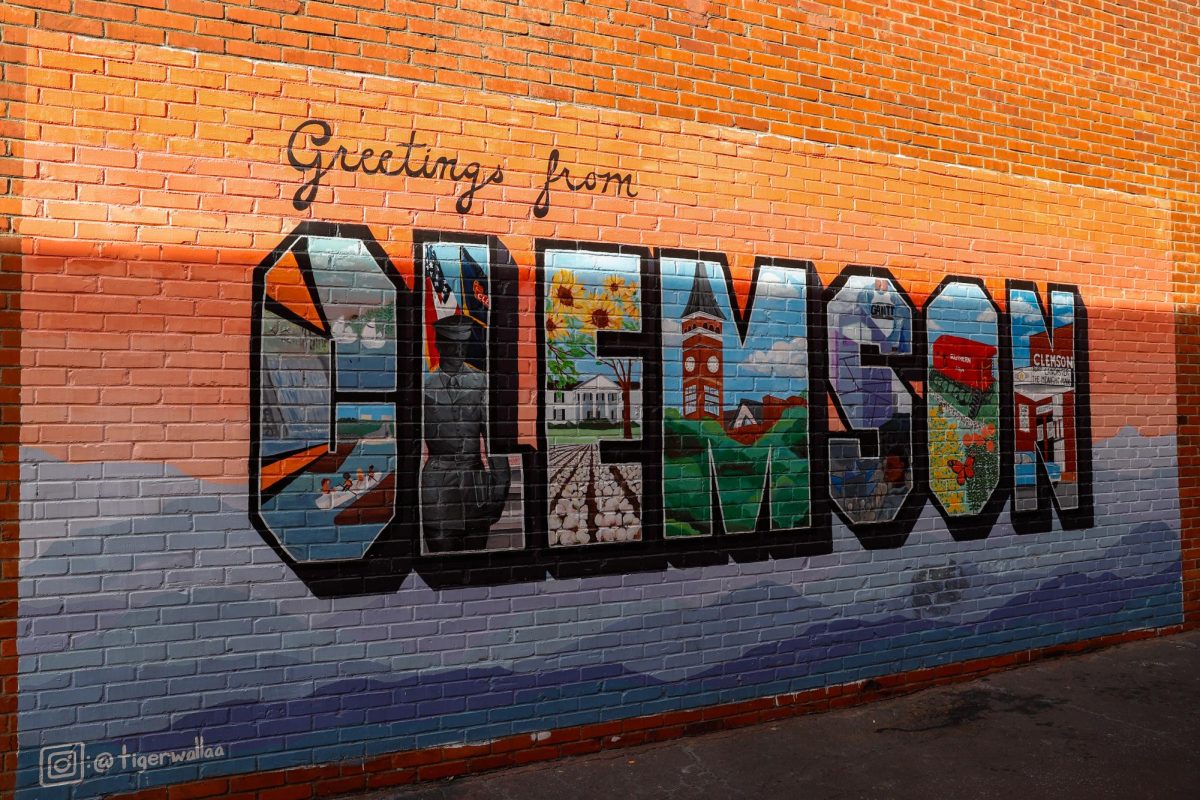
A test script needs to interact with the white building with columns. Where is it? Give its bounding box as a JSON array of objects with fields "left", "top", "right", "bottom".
[{"left": 547, "top": 375, "right": 642, "bottom": 425}]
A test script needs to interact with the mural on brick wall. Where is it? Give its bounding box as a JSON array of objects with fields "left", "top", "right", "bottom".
[
  {"left": 12, "top": 95, "right": 1183, "bottom": 800},
  {"left": 661, "top": 256, "right": 812, "bottom": 538},
  {"left": 16, "top": 216, "right": 1181, "bottom": 800},
  {"left": 2, "top": 10, "right": 1191, "bottom": 797},
  {"left": 251, "top": 225, "right": 403, "bottom": 564},
  {"left": 541, "top": 247, "right": 645, "bottom": 546},
  {"left": 244, "top": 225, "right": 1104, "bottom": 590}
]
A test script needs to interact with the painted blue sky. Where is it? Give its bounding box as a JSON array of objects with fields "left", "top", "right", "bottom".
[
  {"left": 543, "top": 249, "right": 644, "bottom": 384},
  {"left": 306, "top": 236, "right": 396, "bottom": 319},
  {"left": 301, "top": 236, "right": 398, "bottom": 393},
  {"left": 1009, "top": 289, "right": 1075, "bottom": 369},
  {"left": 926, "top": 282, "right": 999, "bottom": 349},
  {"left": 337, "top": 402, "right": 395, "bottom": 421},
  {"left": 661, "top": 258, "right": 808, "bottom": 411}
]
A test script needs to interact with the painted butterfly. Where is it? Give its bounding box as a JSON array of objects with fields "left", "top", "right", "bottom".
[{"left": 948, "top": 456, "right": 975, "bottom": 486}]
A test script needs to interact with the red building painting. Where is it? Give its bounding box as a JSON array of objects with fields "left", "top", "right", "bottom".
[
  {"left": 1014, "top": 324, "right": 1076, "bottom": 483},
  {"left": 932, "top": 335, "right": 996, "bottom": 393},
  {"left": 681, "top": 262, "right": 726, "bottom": 421}
]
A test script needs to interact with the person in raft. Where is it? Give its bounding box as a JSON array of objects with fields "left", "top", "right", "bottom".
[
  {"left": 321, "top": 477, "right": 332, "bottom": 494},
  {"left": 341, "top": 472, "right": 353, "bottom": 491},
  {"left": 367, "top": 465, "right": 376, "bottom": 482}
]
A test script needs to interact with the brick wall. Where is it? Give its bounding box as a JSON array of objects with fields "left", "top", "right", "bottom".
[{"left": 2, "top": 2, "right": 1198, "bottom": 798}]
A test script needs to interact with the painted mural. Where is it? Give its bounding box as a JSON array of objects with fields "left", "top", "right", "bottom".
[
  {"left": 11, "top": 30, "right": 1188, "bottom": 800},
  {"left": 419, "top": 240, "right": 524, "bottom": 554},
  {"left": 19, "top": 219, "right": 1181, "bottom": 800},
  {"left": 252, "top": 226, "right": 402, "bottom": 564},
  {"left": 661, "top": 258, "right": 811, "bottom": 537},
  {"left": 541, "top": 248, "right": 644, "bottom": 546},
  {"left": 246, "top": 227, "right": 1105, "bottom": 580}
]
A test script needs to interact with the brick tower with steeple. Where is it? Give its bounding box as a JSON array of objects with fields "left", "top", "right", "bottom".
[{"left": 681, "top": 262, "right": 726, "bottom": 421}]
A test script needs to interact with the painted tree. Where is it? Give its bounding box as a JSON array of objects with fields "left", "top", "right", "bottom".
[{"left": 545, "top": 269, "right": 641, "bottom": 439}]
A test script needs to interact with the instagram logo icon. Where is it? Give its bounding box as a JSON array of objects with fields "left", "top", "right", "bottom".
[{"left": 39, "top": 743, "right": 85, "bottom": 787}]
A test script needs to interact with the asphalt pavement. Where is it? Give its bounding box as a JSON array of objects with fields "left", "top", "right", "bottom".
[{"left": 355, "top": 628, "right": 1200, "bottom": 800}]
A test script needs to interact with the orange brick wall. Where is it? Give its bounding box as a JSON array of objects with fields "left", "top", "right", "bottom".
[{"left": 3, "top": 2, "right": 1199, "bottom": 798}]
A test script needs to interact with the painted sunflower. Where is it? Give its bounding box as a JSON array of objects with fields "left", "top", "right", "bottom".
[
  {"left": 545, "top": 310, "right": 570, "bottom": 340},
  {"left": 550, "top": 270, "right": 584, "bottom": 311},
  {"left": 584, "top": 293, "right": 622, "bottom": 332},
  {"left": 607, "top": 274, "right": 640, "bottom": 305},
  {"left": 621, "top": 294, "right": 641, "bottom": 327},
  {"left": 603, "top": 274, "right": 626, "bottom": 295}
]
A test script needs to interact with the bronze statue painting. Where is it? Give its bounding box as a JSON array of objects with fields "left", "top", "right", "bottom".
[{"left": 421, "top": 315, "right": 511, "bottom": 553}]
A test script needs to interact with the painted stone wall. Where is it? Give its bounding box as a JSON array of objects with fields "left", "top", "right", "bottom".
[{"left": 4, "top": 2, "right": 1199, "bottom": 798}]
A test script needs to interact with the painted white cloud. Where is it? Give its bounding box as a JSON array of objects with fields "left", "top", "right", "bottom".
[
  {"left": 662, "top": 318, "right": 682, "bottom": 351},
  {"left": 1008, "top": 296, "right": 1040, "bottom": 319},
  {"left": 928, "top": 307, "right": 995, "bottom": 335},
  {"left": 974, "top": 307, "right": 997, "bottom": 325},
  {"left": 742, "top": 337, "right": 809, "bottom": 379},
  {"left": 758, "top": 269, "right": 803, "bottom": 299}
]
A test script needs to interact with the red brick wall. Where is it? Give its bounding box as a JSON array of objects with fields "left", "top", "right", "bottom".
[
  {"left": 3, "top": 2, "right": 1198, "bottom": 798},
  {"left": 6, "top": 0, "right": 1199, "bottom": 185}
]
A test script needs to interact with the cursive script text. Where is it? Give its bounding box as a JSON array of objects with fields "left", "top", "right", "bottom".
[
  {"left": 532, "top": 148, "right": 638, "bottom": 218},
  {"left": 286, "top": 119, "right": 504, "bottom": 214}
]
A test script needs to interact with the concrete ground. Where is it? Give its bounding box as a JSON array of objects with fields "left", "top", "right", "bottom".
[{"left": 357, "top": 628, "right": 1200, "bottom": 800}]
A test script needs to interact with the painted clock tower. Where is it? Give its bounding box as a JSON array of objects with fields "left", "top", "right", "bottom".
[{"left": 681, "top": 262, "right": 726, "bottom": 420}]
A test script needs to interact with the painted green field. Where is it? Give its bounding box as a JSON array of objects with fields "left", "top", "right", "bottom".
[
  {"left": 663, "top": 406, "right": 809, "bottom": 537},
  {"left": 336, "top": 420, "right": 390, "bottom": 439},
  {"left": 548, "top": 424, "right": 641, "bottom": 445}
]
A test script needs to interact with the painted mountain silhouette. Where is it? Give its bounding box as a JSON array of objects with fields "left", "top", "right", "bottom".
[{"left": 124, "top": 564, "right": 1177, "bottom": 759}]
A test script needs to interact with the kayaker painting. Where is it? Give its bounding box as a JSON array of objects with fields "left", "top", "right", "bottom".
[{"left": 316, "top": 462, "right": 387, "bottom": 511}]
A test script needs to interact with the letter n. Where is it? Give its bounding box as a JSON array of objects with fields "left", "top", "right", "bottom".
[{"left": 1006, "top": 281, "right": 1094, "bottom": 532}]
